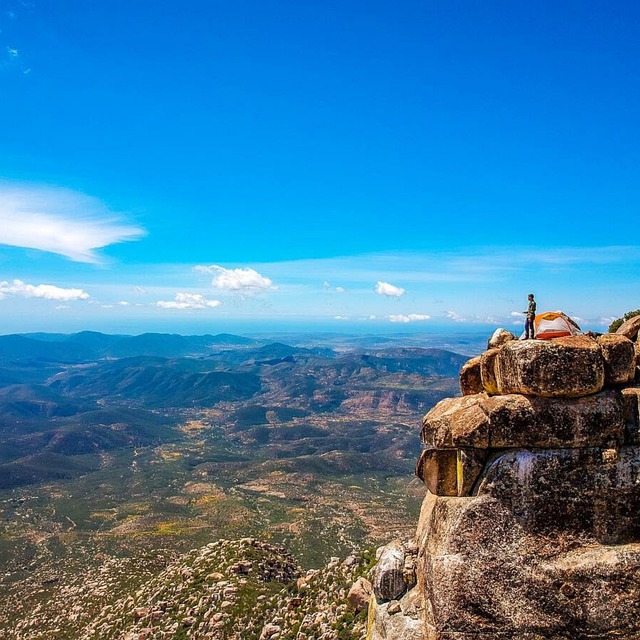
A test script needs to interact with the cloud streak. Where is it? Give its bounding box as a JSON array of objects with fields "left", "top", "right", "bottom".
[
  {"left": 157, "top": 292, "right": 221, "bottom": 310},
  {"left": 388, "top": 313, "right": 431, "bottom": 323},
  {"left": 0, "top": 279, "right": 90, "bottom": 301},
  {"left": 0, "top": 182, "right": 145, "bottom": 263}
]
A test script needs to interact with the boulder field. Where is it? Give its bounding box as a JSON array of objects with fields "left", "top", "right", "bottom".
[{"left": 367, "top": 326, "right": 640, "bottom": 640}]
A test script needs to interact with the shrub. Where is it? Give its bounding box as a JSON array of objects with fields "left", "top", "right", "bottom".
[{"left": 609, "top": 309, "right": 640, "bottom": 333}]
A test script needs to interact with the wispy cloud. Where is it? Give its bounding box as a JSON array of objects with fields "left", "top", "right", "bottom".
[
  {"left": 0, "top": 182, "right": 145, "bottom": 262},
  {"left": 323, "top": 281, "right": 345, "bottom": 293},
  {"left": 388, "top": 313, "right": 430, "bottom": 323},
  {"left": 446, "top": 310, "right": 466, "bottom": 323},
  {"left": 0, "top": 279, "right": 90, "bottom": 301},
  {"left": 195, "top": 265, "right": 276, "bottom": 291},
  {"left": 375, "top": 281, "right": 405, "bottom": 297},
  {"left": 157, "top": 292, "right": 221, "bottom": 310}
]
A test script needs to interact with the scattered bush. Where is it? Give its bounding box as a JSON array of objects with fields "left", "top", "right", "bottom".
[{"left": 609, "top": 309, "right": 640, "bottom": 333}]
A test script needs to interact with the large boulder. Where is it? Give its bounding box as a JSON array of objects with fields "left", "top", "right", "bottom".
[
  {"left": 421, "top": 391, "right": 626, "bottom": 451},
  {"left": 615, "top": 314, "right": 640, "bottom": 341},
  {"left": 414, "top": 447, "right": 640, "bottom": 639},
  {"left": 348, "top": 577, "right": 373, "bottom": 612},
  {"left": 415, "top": 448, "right": 457, "bottom": 496},
  {"left": 459, "top": 356, "right": 483, "bottom": 396},
  {"left": 597, "top": 334, "right": 636, "bottom": 385},
  {"left": 476, "top": 447, "right": 640, "bottom": 543},
  {"left": 372, "top": 540, "right": 407, "bottom": 603},
  {"left": 486, "top": 336, "right": 605, "bottom": 397},
  {"left": 415, "top": 447, "right": 486, "bottom": 497},
  {"left": 480, "top": 348, "right": 500, "bottom": 395},
  {"left": 487, "top": 328, "right": 516, "bottom": 350},
  {"left": 483, "top": 390, "right": 625, "bottom": 448},
  {"left": 421, "top": 394, "right": 490, "bottom": 449},
  {"left": 367, "top": 587, "right": 426, "bottom": 640}
]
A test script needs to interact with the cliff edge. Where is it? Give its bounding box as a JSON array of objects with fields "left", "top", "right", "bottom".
[{"left": 368, "top": 321, "right": 640, "bottom": 640}]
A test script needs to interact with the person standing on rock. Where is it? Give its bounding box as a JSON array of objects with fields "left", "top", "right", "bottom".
[{"left": 524, "top": 293, "right": 536, "bottom": 339}]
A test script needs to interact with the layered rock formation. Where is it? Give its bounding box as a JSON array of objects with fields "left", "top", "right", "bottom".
[{"left": 368, "top": 328, "right": 640, "bottom": 640}]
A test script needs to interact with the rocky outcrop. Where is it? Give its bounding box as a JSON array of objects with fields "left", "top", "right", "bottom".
[
  {"left": 615, "top": 314, "right": 640, "bottom": 340},
  {"left": 369, "top": 331, "right": 640, "bottom": 640},
  {"left": 597, "top": 333, "right": 636, "bottom": 385},
  {"left": 79, "top": 538, "right": 373, "bottom": 640},
  {"left": 487, "top": 328, "right": 516, "bottom": 350},
  {"left": 348, "top": 577, "right": 373, "bottom": 613},
  {"left": 458, "top": 357, "right": 482, "bottom": 396}
]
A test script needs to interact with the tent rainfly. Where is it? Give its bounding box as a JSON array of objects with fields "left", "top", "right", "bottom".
[{"left": 534, "top": 312, "right": 582, "bottom": 340}]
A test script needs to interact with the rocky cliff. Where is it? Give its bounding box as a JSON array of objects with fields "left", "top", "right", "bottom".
[{"left": 368, "top": 319, "right": 640, "bottom": 640}]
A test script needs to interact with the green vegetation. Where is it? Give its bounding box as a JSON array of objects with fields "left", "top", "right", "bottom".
[
  {"left": 0, "top": 332, "right": 457, "bottom": 638},
  {"left": 609, "top": 309, "right": 640, "bottom": 332}
]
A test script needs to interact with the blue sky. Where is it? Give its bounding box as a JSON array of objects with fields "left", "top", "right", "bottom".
[{"left": 0, "top": 0, "right": 639, "bottom": 334}]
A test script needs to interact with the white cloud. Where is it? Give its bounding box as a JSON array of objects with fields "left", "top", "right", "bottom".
[
  {"left": 118, "top": 301, "right": 130, "bottom": 306},
  {"left": 323, "top": 280, "right": 345, "bottom": 293},
  {"left": 446, "top": 310, "right": 466, "bottom": 323},
  {"left": 388, "top": 313, "right": 431, "bottom": 323},
  {"left": 0, "top": 182, "right": 145, "bottom": 263},
  {"left": 334, "top": 315, "right": 350, "bottom": 320},
  {"left": 195, "top": 265, "right": 275, "bottom": 291},
  {"left": 375, "top": 281, "right": 405, "bottom": 297},
  {"left": 510, "top": 311, "right": 525, "bottom": 318},
  {"left": 448, "top": 310, "right": 507, "bottom": 325},
  {"left": 157, "top": 292, "right": 221, "bottom": 310},
  {"left": 0, "top": 279, "right": 90, "bottom": 301}
]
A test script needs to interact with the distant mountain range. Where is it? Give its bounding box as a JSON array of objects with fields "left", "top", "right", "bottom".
[
  {"left": 0, "top": 330, "right": 470, "bottom": 638},
  {"left": 0, "top": 330, "right": 466, "bottom": 491},
  {"left": 3, "top": 331, "right": 259, "bottom": 363}
]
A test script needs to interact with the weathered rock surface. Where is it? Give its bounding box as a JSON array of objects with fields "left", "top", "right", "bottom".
[
  {"left": 422, "top": 390, "right": 625, "bottom": 452},
  {"left": 476, "top": 447, "right": 640, "bottom": 543},
  {"left": 487, "top": 336, "right": 605, "bottom": 397},
  {"left": 348, "top": 577, "right": 373, "bottom": 612},
  {"left": 487, "top": 328, "right": 516, "bottom": 350},
  {"left": 421, "top": 394, "right": 490, "bottom": 449},
  {"left": 458, "top": 356, "right": 482, "bottom": 396},
  {"left": 368, "top": 588, "right": 425, "bottom": 640},
  {"left": 416, "top": 492, "right": 640, "bottom": 639},
  {"left": 479, "top": 348, "right": 500, "bottom": 395},
  {"left": 372, "top": 540, "right": 406, "bottom": 603},
  {"left": 371, "top": 326, "right": 640, "bottom": 640},
  {"left": 597, "top": 333, "right": 636, "bottom": 384},
  {"left": 622, "top": 386, "right": 640, "bottom": 444}
]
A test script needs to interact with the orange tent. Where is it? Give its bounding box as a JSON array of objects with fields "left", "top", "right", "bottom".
[{"left": 534, "top": 312, "right": 581, "bottom": 340}]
